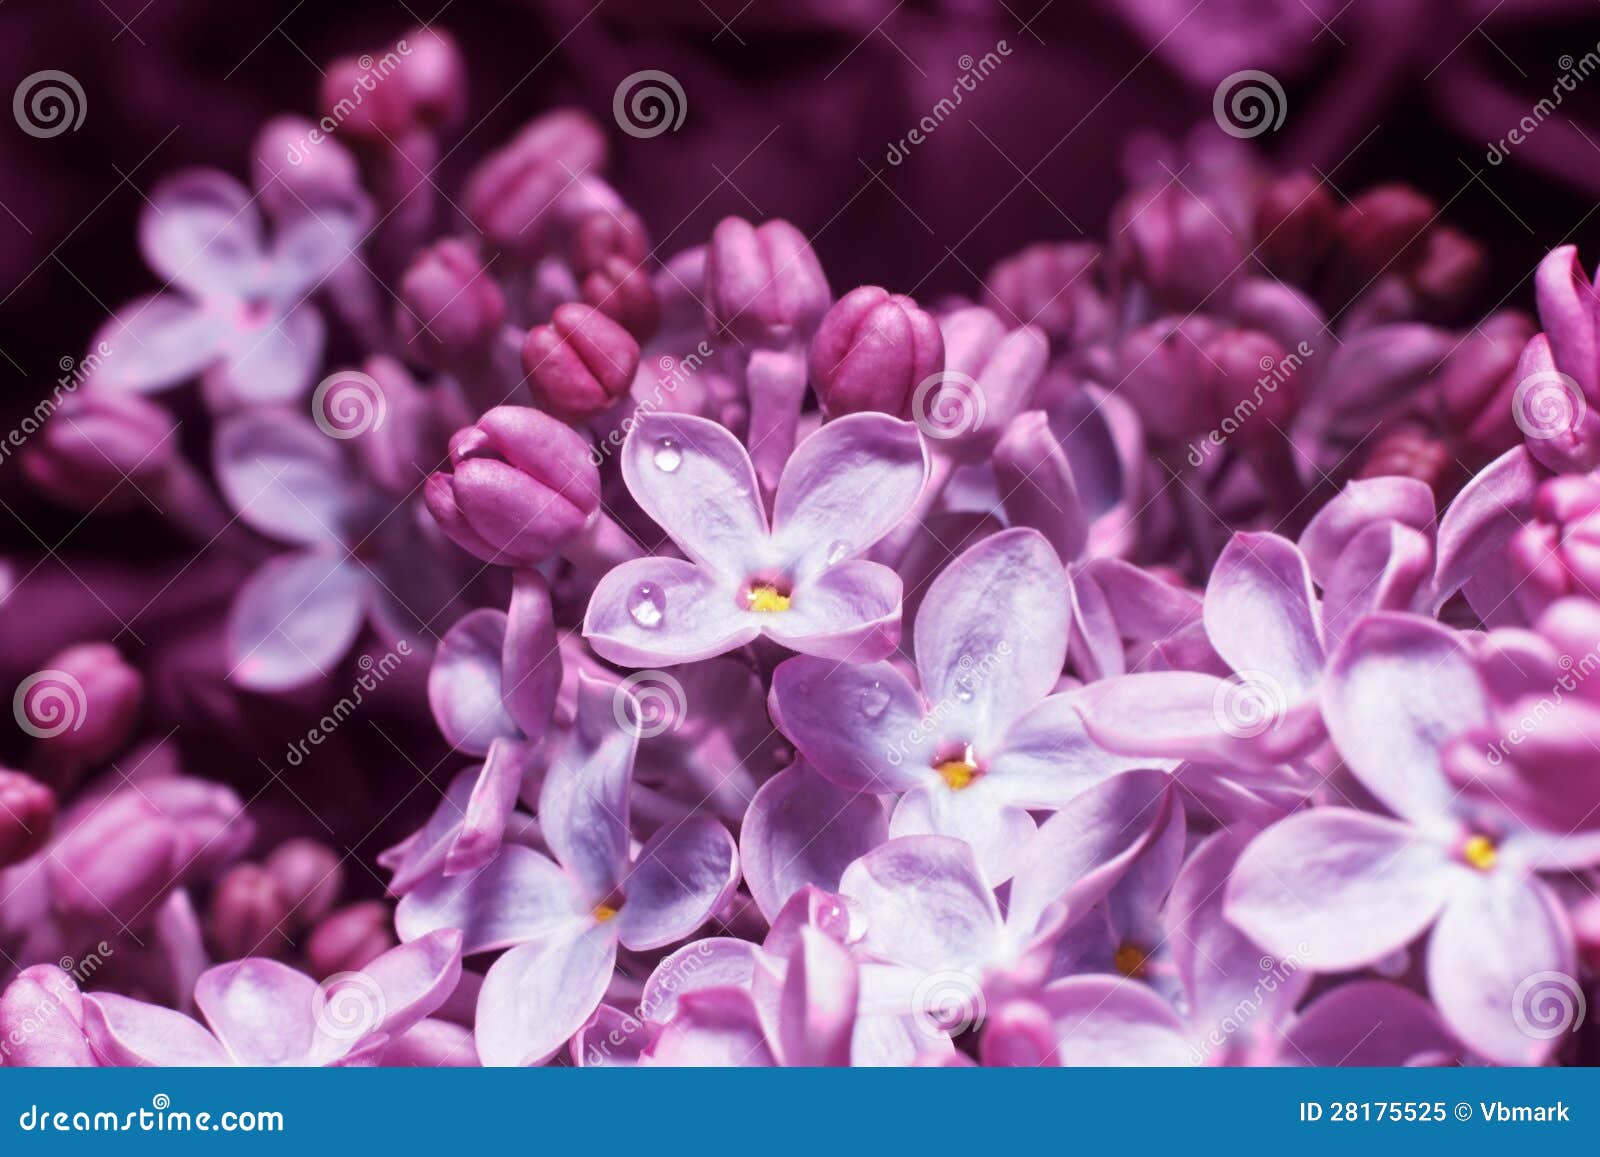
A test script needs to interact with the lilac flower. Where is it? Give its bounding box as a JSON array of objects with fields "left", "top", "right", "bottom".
[
  {"left": 1225, "top": 612, "right": 1600, "bottom": 1064},
  {"left": 394, "top": 677, "right": 739, "bottom": 1065},
  {"left": 772, "top": 528, "right": 1163, "bottom": 880},
  {"left": 585, "top": 410, "right": 927, "bottom": 666},
  {"left": 81, "top": 930, "right": 461, "bottom": 1066},
  {"left": 216, "top": 408, "right": 465, "bottom": 690},
  {"left": 89, "top": 170, "right": 364, "bottom": 407}
]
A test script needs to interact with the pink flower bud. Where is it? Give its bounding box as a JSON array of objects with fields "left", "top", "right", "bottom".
[
  {"left": 206, "top": 864, "right": 290, "bottom": 961},
  {"left": 27, "top": 642, "right": 143, "bottom": 771},
  {"left": 397, "top": 239, "right": 506, "bottom": 369},
  {"left": 22, "top": 390, "right": 177, "bottom": 512},
  {"left": 425, "top": 406, "right": 602, "bottom": 566},
  {"left": 1253, "top": 171, "right": 1336, "bottom": 283},
  {"left": 522, "top": 303, "right": 640, "bottom": 423},
  {"left": 1112, "top": 317, "right": 1226, "bottom": 445},
  {"left": 1507, "top": 474, "right": 1600, "bottom": 622},
  {"left": 465, "top": 111, "right": 609, "bottom": 257},
  {"left": 395, "top": 26, "right": 467, "bottom": 131},
  {"left": 810, "top": 286, "right": 943, "bottom": 418},
  {"left": 1355, "top": 425, "right": 1451, "bottom": 493},
  {"left": 0, "top": 965, "right": 92, "bottom": 1066},
  {"left": 1336, "top": 184, "right": 1434, "bottom": 280},
  {"left": 704, "top": 217, "right": 830, "bottom": 347},
  {"left": 319, "top": 56, "right": 413, "bottom": 141},
  {"left": 0, "top": 769, "right": 55, "bottom": 868},
  {"left": 305, "top": 900, "right": 395, "bottom": 979},
  {"left": 567, "top": 209, "right": 649, "bottom": 278},
  {"left": 1203, "top": 328, "right": 1300, "bottom": 447},
  {"left": 1409, "top": 226, "right": 1486, "bottom": 310},
  {"left": 1533, "top": 245, "right": 1599, "bottom": 400},
  {"left": 982, "top": 243, "right": 1111, "bottom": 346},
  {"left": 1111, "top": 184, "right": 1243, "bottom": 309},
  {"left": 1427, "top": 310, "right": 1534, "bottom": 462},
  {"left": 251, "top": 116, "right": 367, "bottom": 222},
  {"left": 580, "top": 256, "right": 661, "bottom": 344},
  {"left": 263, "top": 837, "right": 344, "bottom": 927}
]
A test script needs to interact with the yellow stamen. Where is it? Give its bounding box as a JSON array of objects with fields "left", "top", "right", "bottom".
[
  {"left": 1114, "top": 943, "right": 1150, "bottom": 979},
  {"left": 1462, "top": 834, "right": 1498, "bottom": 872},
  {"left": 745, "top": 584, "right": 791, "bottom": 613},
  {"left": 593, "top": 903, "right": 619, "bottom": 923},
  {"left": 934, "top": 747, "right": 980, "bottom": 791}
]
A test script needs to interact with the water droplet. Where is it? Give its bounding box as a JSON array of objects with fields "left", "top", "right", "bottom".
[
  {"left": 826, "top": 539, "right": 851, "bottom": 565},
  {"left": 859, "top": 682, "right": 890, "bottom": 719},
  {"left": 953, "top": 679, "right": 975, "bottom": 703},
  {"left": 652, "top": 437, "right": 682, "bottom": 473},
  {"left": 629, "top": 583, "right": 665, "bottom": 629}
]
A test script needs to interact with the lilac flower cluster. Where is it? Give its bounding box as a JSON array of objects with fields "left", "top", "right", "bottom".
[{"left": 6, "top": 27, "right": 1600, "bottom": 1069}]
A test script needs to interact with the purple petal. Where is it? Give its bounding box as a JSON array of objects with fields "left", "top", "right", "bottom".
[
  {"left": 889, "top": 783, "right": 1037, "bottom": 885},
  {"left": 1432, "top": 445, "right": 1542, "bottom": 616},
  {"left": 839, "top": 836, "right": 1001, "bottom": 972},
  {"left": 761, "top": 560, "right": 902, "bottom": 662},
  {"left": 214, "top": 410, "right": 350, "bottom": 545},
  {"left": 1226, "top": 808, "right": 1463, "bottom": 971},
  {"left": 501, "top": 570, "right": 562, "bottom": 740},
  {"left": 90, "top": 294, "right": 229, "bottom": 393},
  {"left": 428, "top": 609, "right": 520, "bottom": 755},
  {"left": 356, "top": 929, "right": 465, "bottom": 1042},
  {"left": 475, "top": 924, "right": 618, "bottom": 1066},
  {"left": 913, "top": 528, "right": 1070, "bottom": 739},
  {"left": 212, "top": 304, "right": 324, "bottom": 406},
  {"left": 647, "top": 988, "right": 777, "bottom": 1066},
  {"left": 641, "top": 938, "right": 763, "bottom": 1026},
  {"left": 585, "top": 557, "right": 756, "bottom": 666},
  {"left": 1281, "top": 981, "right": 1461, "bottom": 1067},
  {"left": 1034, "top": 976, "right": 1195, "bottom": 1066},
  {"left": 540, "top": 675, "right": 636, "bottom": 900},
  {"left": 768, "top": 658, "right": 932, "bottom": 796},
  {"left": 1321, "top": 613, "right": 1490, "bottom": 822},
  {"left": 1427, "top": 875, "right": 1576, "bottom": 1066},
  {"left": 194, "top": 959, "right": 322, "bottom": 1065},
  {"left": 227, "top": 549, "right": 368, "bottom": 691},
  {"left": 621, "top": 411, "right": 767, "bottom": 572},
  {"left": 84, "top": 994, "right": 228, "bottom": 1066},
  {"left": 396, "top": 845, "right": 584, "bottom": 955},
  {"left": 385, "top": 769, "right": 479, "bottom": 895},
  {"left": 139, "top": 169, "right": 265, "bottom": 297},
  {"left": 445, "top": 738, "right": 540, "bottom": 877},
  {"left": 771, "top": 412, "right": 928, "bottom": 565},
  {"left": 1008, "top": 769, "right": 1177, "bottom": 936},
  {"left": 740, "top": 761, "right": 889, "bottom": 921},
  {"left": 994, "top": 410, "right": 1089, "bottom": 562},
  {"left": 1203, "top": 532, "right": 1323, "bottom": 697},
  {"left": 0, "top": 967, "right": 93, "bottom": 1066},
  {"left": 1299, "top": 477, "right": 1436, "bottom": 586},
  {"left": 618, "top": 815, "right": 739, "bottom": 951},
  {"left": 988, "top": 689, "right": 1178, "bottom": 808},
  {"left": 778, "top": 926, "right": 858, "bottom": 1066}
]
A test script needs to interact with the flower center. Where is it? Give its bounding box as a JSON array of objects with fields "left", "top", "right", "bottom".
[
  {"left": 1461, "top": 834, "right": 1498, "bottom": 872},
  {"left": 593, "top": 902, "right": 621, "bottom": 923},
  {"left": 742, "top": 579, "right": 792, "bottom": 613},
  {"left": 932, "top": 744, "right": 981, "bottom": 791},
  {"left": 1114, "top": 943, "right": 1150, "bottom": 979}
]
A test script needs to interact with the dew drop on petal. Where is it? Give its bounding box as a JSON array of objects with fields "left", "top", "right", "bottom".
[
  {"left": 826, "top": 539, "right": 850, "bottom": 565},
  {"left": 629, "top": 582, "right": 665, "bottom": 629},
  {"left": 859, "top": 681, "right": 890, "bottom": 719},
  {"left": 953, "top": 679, "right": 975, "bottom": 703},
  {"left": 652, "top": 437, "right": 682, "bottom": 473}
]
